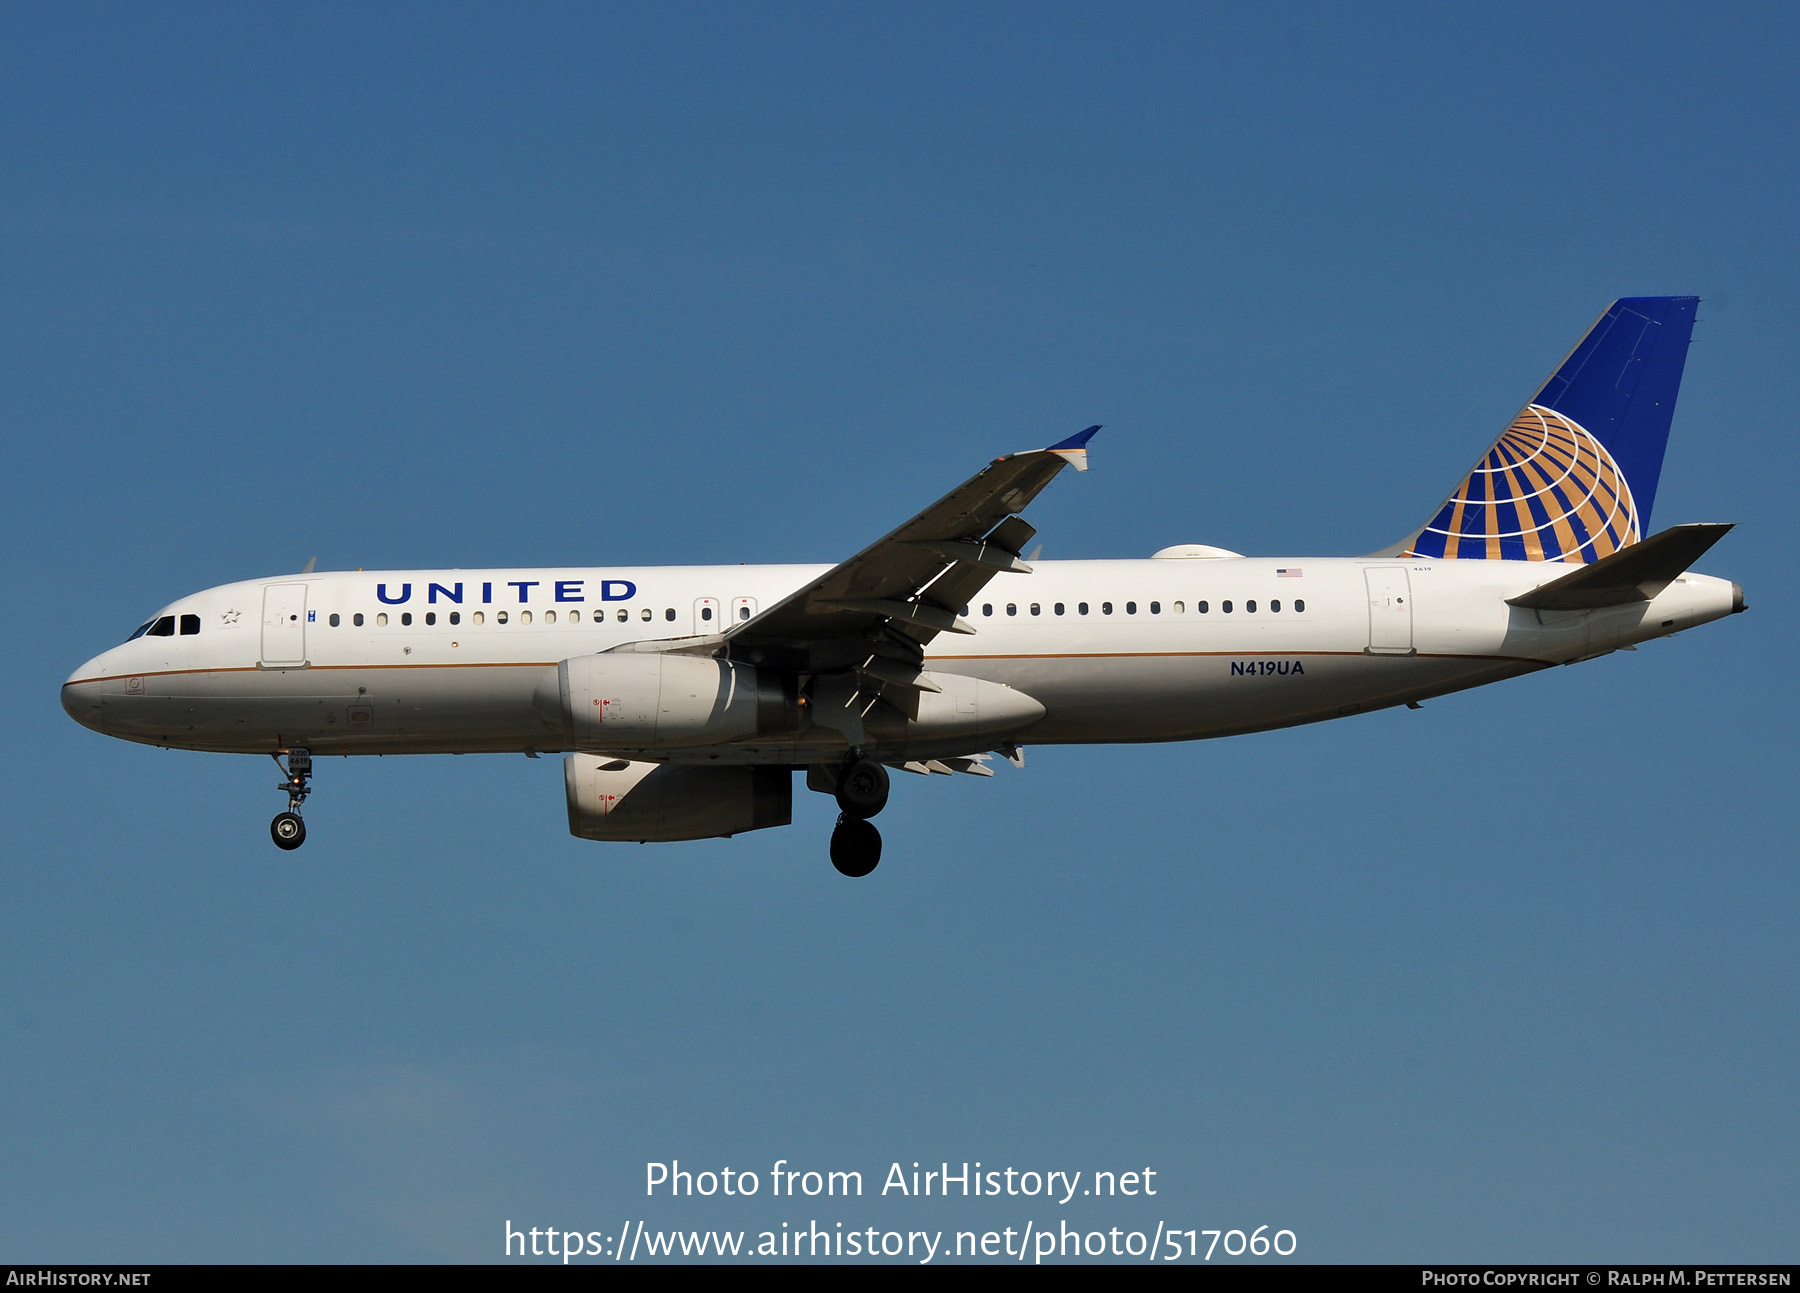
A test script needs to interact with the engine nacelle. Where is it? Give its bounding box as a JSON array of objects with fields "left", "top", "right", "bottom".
[
  {"left": 537, "top": 652, "right": 797, "bottom": 753},
  {"left": 564, "top": 755, "right": 792, "bottom": 842}
]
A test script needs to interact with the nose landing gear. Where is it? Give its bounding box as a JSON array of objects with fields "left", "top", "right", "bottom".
[
  {"left": 270, "top": 748, "right": 312, "bottom": 851},
  {"left": 829, "top": 755, "right": 888, "bottom": 877}
]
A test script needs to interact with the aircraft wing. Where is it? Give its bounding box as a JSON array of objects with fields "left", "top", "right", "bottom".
[{"left": 721, "top": 427, "right": 1098, "bottom": 677}]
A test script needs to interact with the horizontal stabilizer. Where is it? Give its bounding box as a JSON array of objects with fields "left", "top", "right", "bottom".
[{"left": 1506, "top": 523, "right": 1733, "bottom": 610}]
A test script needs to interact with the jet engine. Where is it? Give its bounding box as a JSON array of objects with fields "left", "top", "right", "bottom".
[
  {"left": 564, "top": 754, "right": 792, "bottom": 842},
  {"left": 536, "top": 653, "right": 798, "bottom": 753}
]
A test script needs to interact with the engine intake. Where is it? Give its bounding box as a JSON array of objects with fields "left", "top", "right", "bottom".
[{"left": 564, "top": 755, "right": 792, "bottom": 842}]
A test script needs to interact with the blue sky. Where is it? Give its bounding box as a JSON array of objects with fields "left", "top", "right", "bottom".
[{"left": 2, "top": 3, "right": 1795, "bottom": 1262}]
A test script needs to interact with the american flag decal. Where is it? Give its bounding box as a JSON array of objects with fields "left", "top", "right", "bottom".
[{"left": 1276, "top": 567, "right": 1303, "bottom": 578}]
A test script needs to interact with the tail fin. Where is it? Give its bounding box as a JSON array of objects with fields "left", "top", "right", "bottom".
[{"left": 1402, "top": 296, "right": 1699, "bottom": 563}]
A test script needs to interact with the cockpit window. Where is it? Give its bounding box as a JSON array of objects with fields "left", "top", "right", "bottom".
[
  {"left": 145, "top": 616, "right": 176, "bottom": 637},
  {"left": 127, "top": 620, "right": 155, "bottom": 641},
  {"left": 179, "top": 614, "right": 200, "bottom": 636}
]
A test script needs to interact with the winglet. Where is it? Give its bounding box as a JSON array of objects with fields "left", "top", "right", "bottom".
[{"left": 1046, "top": 424, "right": 1101, "bottom": 471}]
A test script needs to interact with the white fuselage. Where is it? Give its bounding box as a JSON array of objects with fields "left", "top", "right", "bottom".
[{"left": 61, "top": 555, "right": 1740, "bottom": 761}]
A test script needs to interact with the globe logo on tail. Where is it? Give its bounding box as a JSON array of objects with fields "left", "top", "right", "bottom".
[{"left": 1406, "top": 404, "right": 1640, "bottom": 563}]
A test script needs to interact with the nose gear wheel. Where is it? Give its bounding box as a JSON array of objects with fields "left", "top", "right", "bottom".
[{"left": 271, "top": 811, "right": 306, "bottom": 849}]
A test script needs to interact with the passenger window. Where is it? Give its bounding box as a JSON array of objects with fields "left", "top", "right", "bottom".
[
  {"left": 425, "top": 612, "right": 436, "bottom": 626},
  {"left": 1295, "top": 599, "right": 1306, "bottom": 612},
  {"left": 377, "top": 613, "right": 388, "bottom": 626},
  {"left": 354, "top": 612, "right": 365, "bottom": 627},
  {"left": 738, "top": 606, "right": 750, "bottom": 621},
  {"left": 1222, "top": 600, "right": 1233, "bottom": 613},
  {"left": 664, "top": 608, "right": 675, "bottom": 621},
  {"left": 983, "top": 604, "right": 993, "bottom": 616},
  {"left": 700, "top": 606, "right": 711, "bottom": 622},
  {"left": 618, "top": 609, "right": 628, "bottom": 623},
  {"left": 1270, "top": 600, "right": 1281, "bottom": 613},
  {"left": 1054, "top": 602, "right": 1065, "bottom": 615},
  {"left": 566, "top": 609, "right": 577, "bottom": 623},
  {"left": 1246, "top": 600, "right": 1256, "bottom": 613},
  {"left": 544, "top": 609, "right": 557, "bottom": 624},
  {"left": 1198, "top": 601, "right": 1209, "bottom": 614},
  {"left": 1102, "top": 602, "right": 1113, "bottom": 615},
  {"left": 1173, "top": 601, "right": 1184, "bottom": 613},
  {"left": 1126, "top": 602, "right": 1137, "bottom": 614},
  {"left": 401, "top": 612, "right": 413, "bottom": 626},
  {"left": 329, "top": 613, "right": 341, "bottom": 628},
  {"left": 471, "top": 611, "right": 483, "bottom": 625},
  {"left": 180, "top": 613, "right": 201, "bottom": 635},
  {"left": 1079, "top": 602, "right": 1089, "bottom": 615},
  {"left": 450, "top": 611, "right": 461, "bottom": 625},
  {"left": 497, "top": 611, "right": 509, "bottom": 625},
  {"left": 1006, "top": 604, "right": 1017, "bottom": 616},
  {"left": 1150, "top": 602, "right": 1160, "bottom": 615},
  {"left": 641, "top": 608, "right": 652, "bottom": 622},
  {"left": 147, "top": 616, "right": 175, "bottom": 637},
  {"left": 1030, "top": 603, "right": 1041, "bottom": 616}
]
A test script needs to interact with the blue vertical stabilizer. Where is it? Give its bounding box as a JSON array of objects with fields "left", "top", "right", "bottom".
[{"left": 1404, "top": 297, "right": 1699, "bottom": 563}]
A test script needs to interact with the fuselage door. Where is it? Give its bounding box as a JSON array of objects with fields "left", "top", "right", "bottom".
[
  {"left": 1364, "top": 567, "right": 1414, "bottom": 654},
  {"left": 694, "top": 597, "right": 720, "bottom": 635},
  {"left": 731, "top": 596, "right": 757, "bottom": 626},
  {"left": 261, "top": 583, "right": 309, "bottom": 666}
]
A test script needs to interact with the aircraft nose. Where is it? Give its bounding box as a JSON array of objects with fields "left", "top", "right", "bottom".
[{"left": 61, "top": 660, "right": 106, "bottom": 732}]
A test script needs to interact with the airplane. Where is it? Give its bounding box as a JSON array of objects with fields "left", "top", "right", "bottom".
[{"left": 61, "top": 296, "right": 1744, "bottom": 877}]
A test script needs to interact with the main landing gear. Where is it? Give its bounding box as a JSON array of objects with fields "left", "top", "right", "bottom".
[
  {"left": 829, "top": 756, "right": 888, "bottom": 878},
  {"left": 270, "top": 748, "right": 312, "bottom": 851}
]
